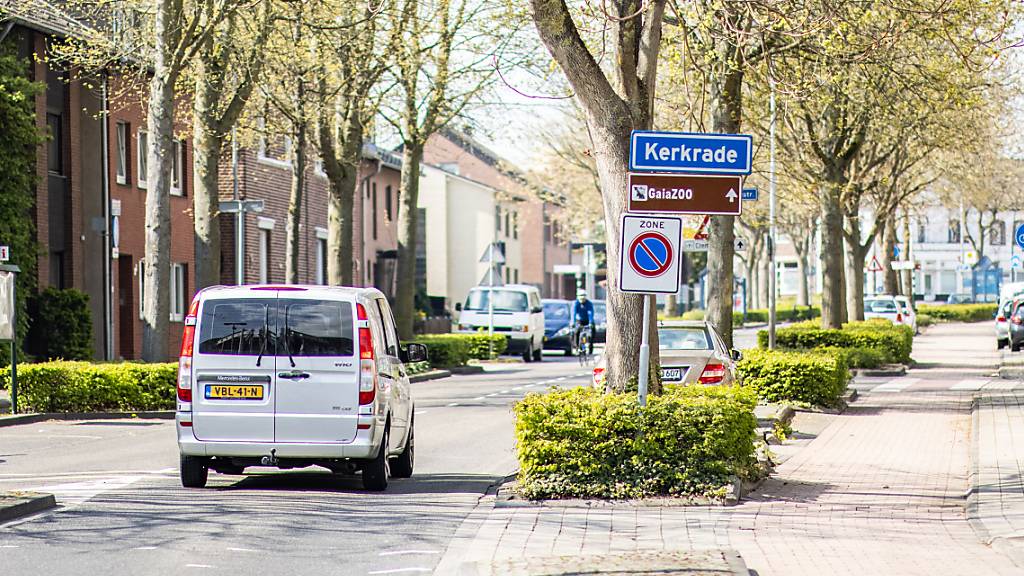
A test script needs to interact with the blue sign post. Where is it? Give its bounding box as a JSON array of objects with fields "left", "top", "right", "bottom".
[
  {"left": 630, "top": 131, "right": 753, "bottom": 174},
  {"left": 1016, "top": 223, "right": 1024, "bottom": 250}
]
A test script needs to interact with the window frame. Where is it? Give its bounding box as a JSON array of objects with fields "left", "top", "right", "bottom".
[
  {"left": 137, "top": 129, "right": 148, "bottom": 189},
  {"left": 138, "top": 259, "right": 146, "bottom": 319},
  {"left": 115, "top": 121, "right": 129, "bottom": 185},
  {"left": 170, "top": 262, "right": 186, "bottom": 322},
  {"left": 259, "top": 228, "right": 271, "bottom": 284},
  {"left": 170, "top": 139, "right": 183, "bottom": 196}
]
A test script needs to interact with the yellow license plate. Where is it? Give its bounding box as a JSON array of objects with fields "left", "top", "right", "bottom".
[{"left": 205, "top": 385, "right": 264, "bottom": 400}]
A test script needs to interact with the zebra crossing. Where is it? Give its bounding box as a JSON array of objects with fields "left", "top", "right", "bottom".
[{"left": 854, "top": 376, "right": 1023, "bottom": 394}]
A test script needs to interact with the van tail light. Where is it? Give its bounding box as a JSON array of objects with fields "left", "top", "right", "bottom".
[
  {"left": 592, "top": 367, "right": 605, "bottom": 388},
  {"left": 357, "top": 304, "right": 377, "bottom": 405},
  {"left": 177, "top": 298, "right": 200, "bottom": 405},
  {"left": 998, "top": 315, "right": 1006, "bottom": 323},
  {"left": 699, "top": 363, "right": 726, "bottom": 385}
]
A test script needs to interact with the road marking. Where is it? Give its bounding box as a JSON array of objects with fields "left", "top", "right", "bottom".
[
  {"left": 367, "top": 569, "right": 432, "bottom": 575},
  {"left": 226, "top": 547, "right": 258, "bottom": 553},
  {"left": 485, "top": 393, "right": 498, "bottom": 397},
  {"left": 499, "top": 390, "right": 510, "bottom": 394},
  {"left": 554, "top": 377, "right": 568, "bottom": 381},
  {"left": 870, "top": 378, "right": 920, "bottom": 393},
  {"left": 0, "top": 545, "right": 20, "bottom": 548},
  {"left": 414, "top": 410, "right": 428, "bottom": 415},
  {"left": 446, "top": 402, "right": 459, "bottom": 407},
  {"left": 524, "top": 383, "right": 535, "bottom": 388},
  {"left": 185, "top": 564, "right": 214, "bottom": 569},
  {"left": 378, "top": 550, "right": 440, "bottom": 557},
  {"left": 28, "top": 475, "right": 144, "bottom": 507},
  {"left": 133, "top": 546, "right": 157, "bottom": 550},
  {"left": 985, "top": 380, "right": 1019, "bottom": 390},
  {"left": 951, "top": 379, "right": 989, "bottom": 391},
  {"left": 0, "top": 469, "right": 170, "bottom": 478},
  {"left": 473, "top": 396, "right": 486, "bottom": 401}
]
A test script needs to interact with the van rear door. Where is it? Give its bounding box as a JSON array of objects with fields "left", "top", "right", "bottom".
[
  {"left": 274, "top": 295, "right": 359, "bottom": 444},
  {"left": 191, "top": 296, "right": 278, "bottom": 443}
]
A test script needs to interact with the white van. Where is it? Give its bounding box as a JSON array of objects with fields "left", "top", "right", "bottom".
[
  {"left": 455, "top": 284, "right": 545, "bottom": 362},
  {"left": 175, "top": 285, "right": 424, "bottom": 491}
]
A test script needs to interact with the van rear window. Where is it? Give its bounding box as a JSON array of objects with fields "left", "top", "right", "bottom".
[
  {"left": 198, "top": 299, "right": 276, "bottom": 356},
  {"left": 280, "top": 300, "right": 354, "bottom": 357}
]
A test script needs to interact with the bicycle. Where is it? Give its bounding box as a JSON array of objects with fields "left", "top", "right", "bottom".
[{"left": 577, "top": 323, "right": 593, "bottom": 366}]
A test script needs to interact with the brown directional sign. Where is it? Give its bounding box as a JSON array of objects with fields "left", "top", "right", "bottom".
[{"left": 627, "top": 173, "right": 743, "bottom": 215}]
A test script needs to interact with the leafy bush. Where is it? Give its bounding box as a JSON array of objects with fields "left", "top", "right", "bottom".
[
  {"left": 0, "top": 361, "right": 176, "bottom": 413},
  {"left": 736, "top": 349, "right": 849, "bottom": 407},
  {"left": 459, "top": 333, "right": 508, "bottom": 359},
  {"left": 405, "top": 361, "right": 431, "bottom": 376},
  {"left": 514, "top": 386, "right": 759, "bottom": 500},
  {"left": 26, "top": 288, "right": 93, "bottom": 361},
  {"left": 758, "top": 319, "right": 913, "bottom": 363},
  {"left": 670, "top": 309, "right": 746, "bottom": 327},
  {"left": 917, "top": 303, "right": 997, "bottom": 322},
  {"left": 829, "top": 346, "right": 888, "bottom": 369},
  {"left": 917, "top": 313, "right": 935, "bottom": 328},
  {"left": 410, "top": 335, "right": 472, "bottom": 367}
]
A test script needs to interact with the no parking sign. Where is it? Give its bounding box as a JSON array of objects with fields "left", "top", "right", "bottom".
[{"left": 618, "top": 214, "right": 682, "bottom": 294}]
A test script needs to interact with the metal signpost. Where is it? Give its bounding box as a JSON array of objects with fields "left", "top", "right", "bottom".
[
  {"left": 618, "top": 214, "right": 682, "bottom": 406},
  {"left": 0, "top": 263, "right": 20, "bottom": 414},
  {"left": 627, "top": 173, "right": 743, "bottom": 215}
]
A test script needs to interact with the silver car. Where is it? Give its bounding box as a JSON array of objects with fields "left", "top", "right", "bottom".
[{"left": 657, "top": 320, "right": 741, "bottom": 386}]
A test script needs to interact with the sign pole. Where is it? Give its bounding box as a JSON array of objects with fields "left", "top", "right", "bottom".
[
  {"left": 10, "top": 280, "right": 16, "bottom": 415},
  {"left": 768, "top": 83, "right": 777, "bottom": 350},
  {"left": 638, "top": 294, "right": 651, "bottom": 407}
]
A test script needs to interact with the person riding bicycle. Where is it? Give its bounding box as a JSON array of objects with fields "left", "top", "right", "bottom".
[{"left": 573, "top": 290, "right": 595, "bottom": 355}]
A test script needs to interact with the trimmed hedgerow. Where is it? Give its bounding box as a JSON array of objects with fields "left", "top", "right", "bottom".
[
  {"left": 514, "top": 386, "right": 759, "bottom": 500},
  {"left": 917, "top": 303, "right": 997, "bottom": 323},
  {"left": 758, "top": 319, "right": 913, "bottom": 364},
  {"left": 736, "top": 349, "right": 849, "bottom": 407},
  {"left": 411, "top": 333, "right": 508, "bottom": 367},
  {"left": 0, "top": 361, "right": 176, "bottom": 413}
]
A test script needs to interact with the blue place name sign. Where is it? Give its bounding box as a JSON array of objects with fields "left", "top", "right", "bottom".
[
  {"left": 630, "top": 131, "right": 753, "bottom": 175},
  {"left": 741, "top": 188, "right": 758, "bottom": 201}
]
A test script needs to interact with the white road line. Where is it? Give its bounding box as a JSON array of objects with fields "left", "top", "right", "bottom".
[
  {"left": 511, "top": 386, "right": 523, "bottom": 391},
  {"left": 367, "top": 569, "right": 432, "bottom": 575},
  {"left": 870, "top": 378, "right": 920, "bottom": 393},
  {"left": 951, "top": 379, "right": 989, "bottom": 391},
  {"left": 985, "top": 380, "right": 1019, "bottom": 390},
  {"left": 499, "top": 390, "right": 510, "bottom": 394},
  {"left": 0, "top": 469, "right": 170, "bottom": 478},
  {"left": 446, "top": 402, "right": 459, "bottom": 407},
  {"left": 414, "top": 410, "right": 428, "bottom": 415},
  {"left": 1, "top": 545, "right": 21, "bottom": 548},
  {"left": 473, "top": 396, "right": 486, "bottom": 401},
  {"left": 226, "top": 547, "right": 257, "bottom": 553},
  {"left": 378, "top": 550, "right": 440, "bottom": 557},
  {"left": 133, "top": 546, "right": 157, "bottom": 551},
  {"left": 554, "top": 377, "right": 568, "bottom": 381},
  {"left": 28, "top": 475, "right": 144, "bottom": 507},
  {"left": 185, "top": 564, "right": 214, "bottom": 569},
  {"left": 524, "top": 384, "right": 536, "bottom": 388}
]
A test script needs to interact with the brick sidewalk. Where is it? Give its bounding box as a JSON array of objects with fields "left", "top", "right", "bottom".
[
  {"left": 972, "top": 390, "right": 1024, "bottom": 568},
  {"left": 436, "top": 323, "right": 1022, "bottom": 575}
]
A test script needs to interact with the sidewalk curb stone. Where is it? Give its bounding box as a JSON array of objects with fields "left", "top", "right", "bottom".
[
  {"left": 409, "top": 369, "right": 453, "bottom": 383},
  {"left": 0, "top": 410, "right": 175, "bottom": 427},
  {"left": 0, "top": 492, "right": 57, "bottom": 525}
]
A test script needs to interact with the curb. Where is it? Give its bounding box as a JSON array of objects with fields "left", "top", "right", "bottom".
[
  {"left": 853, "top": 365, "right": 907, "bottom": 378},
  {"left": 0, "top": 492, "right": 57, "bottom": 525},
  {"left": 0, "top": 410, "right": 175, "bottom": 427},
  {"left": 409, "top": 369, "right": 452, "bottom": 383},
  {"left": 450, "top": 365, "right": 487, "bottom": 375}
]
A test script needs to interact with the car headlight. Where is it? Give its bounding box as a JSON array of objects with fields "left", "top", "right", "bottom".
[
  {"left": 516, "top": 325, "right": 529, "bottom": 333},
  {"left": 554, "top": 326, "right": 572, "bottom": 337}
]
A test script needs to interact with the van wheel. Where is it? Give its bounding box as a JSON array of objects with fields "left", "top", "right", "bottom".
[
  {"left": 1013, "top": 341, "right": 1022, "bottom": 353},
  {"left": 180, "top": 455, "right": 208, "bottom": 488},
  {"left": 522, "top": 344, "right": 533, "bottom": 362},
  {"left": 998, "top": 339, "right": 1008, "bottom": 350},
  {"left": 390, "top": 424, "right": 414, "bottom": 479},
  {"left": 362, "top": 429, "right": 390, "bottom": 491},
  {"left": 533, "top": 346, "right": 542, "bottom": 362}
]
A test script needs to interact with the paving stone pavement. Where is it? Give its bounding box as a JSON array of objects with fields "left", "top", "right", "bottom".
[
  {"left": 972, "top": 389, "right": 1024, "bottom": 568},
  {"left": 436, "top": 323, "right": 1024, "bottom": 575}
]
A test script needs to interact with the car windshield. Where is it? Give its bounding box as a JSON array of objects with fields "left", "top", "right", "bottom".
[
  {"left": 543, "top": 302, "right": 570, "bottom": 320},
  {"left": 659, "top": 328, "right": 711, "bottom": 350},
  {"left": 593, "top": 302, "right": 607, "bottom": 323},
  {"left": 465, "top": 289, "right": 528, "bottom": 312},
  {"left": 866, "top": 299, "right": 898, "bottom": 313}
]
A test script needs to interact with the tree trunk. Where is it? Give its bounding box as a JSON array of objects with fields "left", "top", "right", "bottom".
[
  {"left": 844, "top": 218, "right": 867, "bottom": 321},
  {"left": 793, "top": 235, "right": 811, "bottom": 307},
  {"left": 192, "top": 61, "right": 223, "bottom": 290},
  {"left": 902, "top": 215, "right": 913, "bottom": 298},
  {"left": 757, "top": 247, "right": 769, "bottom": 310},
  {"left": 705, "top": 66, "right": 743, "bottom": 348},
  {"left": 743, "top": 256, "right": 756, "bottom": 309},
  {"left": 665, "top": 293, "right": 677, "bottom": 317},
  {"left": 882, "top": 216, "right": 899, "bottom": 295},
  {"left": 141, "top": 0, "right": 177, "bottom": 362},
  {"left": 819, "top": 184, "right": 845, "bottom": 328},
  {"left": 395, "top": 143, "right": 423, "bottom": 339},
  {"left": 285, "top": 120, "right": 306, "bottom": 284}
]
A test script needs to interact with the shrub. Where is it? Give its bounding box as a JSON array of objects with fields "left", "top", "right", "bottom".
[
  {"left": 736, "top": 349, "right": 849, "bottom": 407},
  {"left": 405, "top": 361, "right": 431, "bottom": 376},
  {"left": 460, "top": 333, "right": 508, "bottom": 360},
  {"left": 410, "top": 335, "right": 472, "bottom": 367},
  {"left": 668, "top": 310, "right": 745, "bottom": 327},
  {"left": 758, "top": 319, "right": 913, "bottom": 364},
  {"left": 816, "top": 346, "right": 888, "bottom": 369},
  {"left": 26, "top": 288, "right": 93, "bottom": 361},
  {"left": 0, "top": 361, "right": 176, "bottom": 413},
  {"left": 917, "top": 313, "right": 935, "bottom": 328},
  {"left": 917, "top": 303, "right": 997, "bottom": 322},
  {"left": 514, "top": 386, "right": 759, "bottom": 500}
]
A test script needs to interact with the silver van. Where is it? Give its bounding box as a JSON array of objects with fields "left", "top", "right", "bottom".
[{"left": 175, "top": 285, "right": 425, "bottom": 491}]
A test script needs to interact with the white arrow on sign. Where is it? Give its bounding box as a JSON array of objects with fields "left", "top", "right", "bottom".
[{"left": 726, "top": 189, "right": 738, "bottom": 203}]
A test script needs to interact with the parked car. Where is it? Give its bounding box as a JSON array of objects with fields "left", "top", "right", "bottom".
[
  {"left": 947, "top": 293, "right": 975, "bottom": 305},
  {"left": 456, "top": 284, "right": 545, "bottom": 362},
  {"left": 996, "top": 297, "right": 1018, "bottom": 350},
  {"left": 894, "top": 295, "right": 917, "bottom": 333},
  {"left": 864, "top": 296, "right": 906, "bottom": 326},
  {"left": 592, "top": 320, "right": 740, "bottom": 388},
  {"left": 542, "top": 299, "right": 576, "bottom": 355},
  {"left": 592, "top": 300, "right": 607, "bottom": 344},
  {"left": 1010, "top": 301, "right": 1024, "bottom": 352},
  {"left": 176, "top": 285, "right": 424, "bottom": 491}
]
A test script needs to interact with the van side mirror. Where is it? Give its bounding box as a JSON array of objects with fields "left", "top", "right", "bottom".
[
  {"left": 402, "top": 342, "right": 428, "bottom": 364},
  {"left": 532, "top": 306, "right": 543, "bottom": 314},
  {"left": 455, "top": 302, "right": 462, "bottom": 312},
  {"left": 730, "top": 349, "right": 742, "bottom": 362}
]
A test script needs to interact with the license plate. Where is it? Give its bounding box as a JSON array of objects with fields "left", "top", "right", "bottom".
[
  {"left": 661, "top": 368, "right": 685, "bottom": 382},
  {"left": 205, "top": 385, "right": 263, "bottom": 399}
]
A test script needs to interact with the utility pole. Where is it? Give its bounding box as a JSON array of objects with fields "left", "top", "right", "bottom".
[{"left": 768, "top": 83, "right": 777, "bottom": 349}]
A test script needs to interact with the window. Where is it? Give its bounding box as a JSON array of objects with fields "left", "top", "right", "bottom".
[
  {"left": 138, "top": 259, "right": 146, "bottom": 319},
  {"left": 279, "top": 300, "right": 354, "bottom": 357},
  {"left": 513, "top": 212, "right": 518, "bottom": 239},
  {"left": 372, "top": 182, "right": 378, "bottom": 240},
  {"left": 170, "top": 139, "right": 183, "bottom": 196},
  {"left": 917, "top": 222, "right": 927, "bottom": 244},
  {"left": 170, "top": 262, "right": 186, "bottom": 321},
  {"left": 197, "top": 299, "right": 277, "bottom": 356},
  {"left": 514, "top": 268, "right": 519, "bottom": 283},
  {"left": 316, "top": 237, "right": 327, "bottom": 285},
  {"left": 374, "top": 299, "right": 399, "bottom": 356},
  {"left": 991, "top": 220, "right": 1006, "bottom": 245},
  {"left": 115, "top": 122, "right": 129, "bottom": 184},
  {"left": 495, "top": 206, "right": 501, "bottom": 232},
  {"left": 463, "top": 288, "right": 529, "bottom": 312},
  {"left": 137, "top": 129, "right": 148, "bottom": 188},
  {"left": 948, "top": 219, "right": 960, "bottom": 243},
  {"left": 659, "top": 328, "right": 711, "bottom": 351},
  {"left": 259, "top": 229, "right": 271, "bottom": 283},
  {"left": 385, "top": 185, "right": 393, "bottom": 221},
  {"left": 505, "top": 211, "right": 510, "bottom": 238},
  {"left": 47, "top": 113, "right": 63, "bottom": 174}
]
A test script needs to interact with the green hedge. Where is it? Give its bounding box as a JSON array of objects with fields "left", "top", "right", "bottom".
[
  {"left": 672, "top": 306, "right": 819, "bottom": 327},
  {"left": 0, "top": 361, "right": 176, "bottom": 413},
  {"left": 917, "top": 303, "right": 997, "bottom": 322},
  {"left": 411, "top": 333, "right": 508, "bottom": 367},
  {"left": 514, "top": 386, "right": 759, "bottom": 500},
  {"left": 736, "top": 349, "right": 849, "bottom": 407},
  {"left": 26, "top": 288, "right": 93, "bottom": 361},
  {"left": 758, "top": 319, "right": 913, "bottom": 364}
]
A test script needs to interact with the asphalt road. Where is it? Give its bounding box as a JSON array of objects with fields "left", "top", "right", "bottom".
[{"left": 0, "top": 353, "right": 591, "bottom": 576}]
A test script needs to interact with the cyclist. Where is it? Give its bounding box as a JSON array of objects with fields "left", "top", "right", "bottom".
[{"left": 573, "top": 289, "right": 595, "bottom": 355}]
